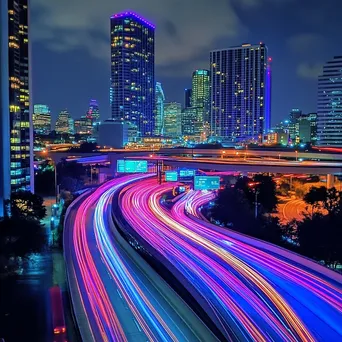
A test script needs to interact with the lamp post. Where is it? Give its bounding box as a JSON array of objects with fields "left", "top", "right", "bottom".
[
  {"left": 295, "top": 150, "right": 298, "bottom": 162},
  {"left": 278, "top": 153, "right": 281, "bottom": 161}
]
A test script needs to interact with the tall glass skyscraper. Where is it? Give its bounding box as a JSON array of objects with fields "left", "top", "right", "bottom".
[
  {"left": 164, "top": 102, "right": 182, "bottom": 138},
  {"left": 210, "top": 43, "right": 270, "bottom": 143},
  {"left": 55, "top": 110, "right": 72, "bottom": 134},
  {"left": 86, "top": 99, "right": 100, "bottom": 122},
  {"left": 155, "top": 82, "right": 165, "bottom": 136},
  {"left": 110, "top": 11, "right": 155, "bottom": 137},
  {"left": 184, "top": 88, "right": 192, "bottom": 108},
  {"left": 33, "top": 104, "right": 51, "bottom": 135},
  {"left": 317, "top": 56, "right": 342, "bottom": 146},
  {"left": 0, "top": 0, "right": 33, "bottom": 203}
]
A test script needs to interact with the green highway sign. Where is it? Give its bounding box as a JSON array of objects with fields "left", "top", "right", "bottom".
[
  {"left": 117, "top": 160, "right": 148, "bottom": 173},
  {"left": 165, "top": 171, "right": 178, "bottom": 182},
  {"left": 194, "top": 176, "right": 220, "bottom": 190}
]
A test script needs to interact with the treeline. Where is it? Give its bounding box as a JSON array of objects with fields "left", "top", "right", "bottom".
[{"left": 210, "top": 176, "right": 342, "bottom": 269}]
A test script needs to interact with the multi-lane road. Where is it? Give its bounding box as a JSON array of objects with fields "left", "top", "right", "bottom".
[
  {"left": 64, "top": 175, "right": 217, "bottom": 341},
  {"left": 119, "top": 178, "right": 342, "bottom": 341},
  {"left": 64, "top": 175, "right": 342, "bottom": 341}
]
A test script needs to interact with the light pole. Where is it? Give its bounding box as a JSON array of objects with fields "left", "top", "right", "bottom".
[
  {"left": 278, "top": 153, "right": 281, "bottom": 161},
  {"left": 254, "top": 189, "right": 259, "bottom": 219},
  {"left": 295, "top": 150, "right": 298, "bottom": 162}
]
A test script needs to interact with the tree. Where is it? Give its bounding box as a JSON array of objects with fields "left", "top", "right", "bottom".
[
  {"left": 304, "top": 186, "right": 342, "bottom": 216},
  {"left": 253, "top": 174, "right": 278, "bottom": 212},
  {"left": 35, "top": 161, "right": 55, "bottom": 196},
  {"left": 235, "top": 174, "right": 278, "bottom": 213},
  {"left": 8, "top": 191, "right": 46, "bottom": 221},
  {"left": 57, "top": 159, "right": 85, "bottom": 192}
]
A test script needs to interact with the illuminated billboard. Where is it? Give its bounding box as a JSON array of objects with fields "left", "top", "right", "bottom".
[
  {"left": 165, "top": 171, "right": 178, "bottom": 182},
  {"left": 194, "top": 176, "right": 220, "bottom": 190},
  {"left": 117, "top": 160, "right": 148, "bottom": 173}
]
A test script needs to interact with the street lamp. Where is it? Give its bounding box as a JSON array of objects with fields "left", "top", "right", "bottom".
[
  {"left": 248, "top": 182, "right": 260, "bottom": 219},
  {"left": 278, "top": 153, "right": 281, "bottom": 161},
  {"left": 295, "top": 150, "right": 298, "bottom": 162},
  {"left": 221, "top": 150, "right": 226, "bottom": 159}
]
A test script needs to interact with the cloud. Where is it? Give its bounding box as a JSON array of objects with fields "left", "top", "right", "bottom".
[
  {"left": 31, "top": 0, "right": 241, "bottom": 73},
  {"left": 297, "top": 63, "right": 322, "bottom": 80},
  {"left": 287, "top": 33, "right": 324, "bottom": 54}
]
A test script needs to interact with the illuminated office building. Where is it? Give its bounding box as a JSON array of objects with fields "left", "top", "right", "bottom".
[
  {"left": 164, "top": 102, "right": 181, "bottom": 138},
  {"left": 191, "top": 69, "right": 210, "bottom": 126},
  {"left": 74, "top": 116, "right": 93, "bottom": 135},
  {"left": 55, "top": 110, "right": 72, "bottom": 134},
  {"left": 0, "top": 0, "right": 33, "bottom": 208},
  {"left": 155, "top": 82, "right": 165, "bottom": 136},
  {"left": 181, "top": 107, "right": 197, "bottom": 136},
  {"left": 33, "top": 104, "right": 51, "bottom": 135},
  {"left": 317, "top": 56, "right": 342, "bottom": 146},
  {"left": 86, "top": 99, "right": 100, "bottom": 122},
  {"left": 110, "top": 11, "right": 155, "bottom": 137},
  {"left": 210, "top": 43, "right": 270, "bottom": 143}
]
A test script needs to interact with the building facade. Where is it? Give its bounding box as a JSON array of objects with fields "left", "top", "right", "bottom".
[
  {"left": 181, "top": 107, "right": 197, "bottom": 136},
  {"left": 110, "top": 11, "right": 155, "bottom": 137},
  {"left": 55, "top": 110, "right": 72, "bottom": 134},
  {"left": 33, "top": 104, "right": 51, "bottom": 135},
  {"left": 164, "top": 102, "right": 181, "bottom": 138},
  {"left": 86, "top": 99, "right": 100, "bottom": 122},
  {"left": 184, "top": 88, "right": 192, "bottom": 108},
  {"left": 74, "top": 116, "right": 92, "bottom": 135},
  {"left": 317, "top": 56, "right": 342, "bottom": 146},
  {"left": 191, "top": 69, "right": 210, "bottom": 127},
  {"left": 210, "top": 43, "right": 270, "bottom": 143},
  {"left": 155, "top": 82, "right": 165, "bottom": 136},
  {"left": 4, "top": 0, "right": 33, "bottom": 196}
]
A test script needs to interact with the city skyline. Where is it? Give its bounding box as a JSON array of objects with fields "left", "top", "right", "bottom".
[{"left": 30, "top": 1, "right": 342, "bottom": 125}]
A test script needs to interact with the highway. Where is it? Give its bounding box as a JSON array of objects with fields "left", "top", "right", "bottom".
[
  {"left": 119, "top": 178, "right": 342, "bottom": 341},
  {"left": 64, "top": 175, "right": 216, "bottom": 341}
]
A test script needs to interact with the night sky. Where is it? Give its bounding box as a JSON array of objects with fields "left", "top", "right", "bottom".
[{"left": 31, "top": 0, "right": 342, "bottom": 125}]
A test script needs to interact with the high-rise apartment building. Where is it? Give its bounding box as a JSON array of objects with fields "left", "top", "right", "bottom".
[
  {"left": 55, "top": 110, "right": 72, "bottom": 134},
  {"left": 0, "top": 0, "right": 33, "bottom": 202},
  {"left": 210, "top": 43, "right": 270, "bottom": 143},
  {"left": 155, "top": 82, "right": 165, "bottom": 136},
  {"left": 184, "top": 88, "right": 192, "bottom": 108},
  {"left": 33, "top": 104, "right": 51, "bottom": 135},
  {"left": 110, "top": 11, "right": 155, "bottom": 137},
  {"left": 164, "top": 102, "right": 181, "bottom": 138},
  {"left": 317, "top": 56, "right": 342, "bottom": 146}
]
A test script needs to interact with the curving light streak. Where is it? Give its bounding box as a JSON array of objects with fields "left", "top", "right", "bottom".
[
  {"left": 69, "top": 174, "right": 214, "bottom": 342},
  {"left": 119, "top": 178, "right": 342, "bottom": 342}
]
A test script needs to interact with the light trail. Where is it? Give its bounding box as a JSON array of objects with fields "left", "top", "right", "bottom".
[
  {"left": 67, "top": 175, "right": 216, "bottom": 341},
  {"left": 119, "top": 178, "right": 342, "bottom": 341}
]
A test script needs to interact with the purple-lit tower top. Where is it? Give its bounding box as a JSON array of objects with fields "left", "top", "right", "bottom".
[{"left": 111, "top": 11, "right": 155, "bottom": 29}]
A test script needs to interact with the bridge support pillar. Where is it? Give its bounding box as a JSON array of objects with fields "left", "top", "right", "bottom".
[{"left": 327, "top": 174, "right": 335, "bottom": 189}]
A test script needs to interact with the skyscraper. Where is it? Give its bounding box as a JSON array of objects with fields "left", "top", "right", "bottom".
[
  {"left": 0, "top": 0, "right": 11, "bottom": 215},
  {"left": 110, "top": 11, "right": 155, "bottom": 137},
  {"left": 184, "top": 88, "right": 192, "bottom": 108},
  {"left": 191, "top": 69, "right": 210, "bottom": 124},
  {"left": 55, "top": 110, "right": 72, "bottom": 134},
  {"left": 317, "top": 56, "right": 342, "bottom": 146},
  {"left": 1, "top": 0, "right": 33, "bottom": 199},
  {"left": 86, "top": 99, "right": 100, "bottom": 122},
  {"left": 210, "top": 43, "right": 269, "bottom": 143},
  {"left": 181, "top": 107, "right": 197, "bottom": 136},
  {"left": 164, "top": 102, "right": 181, "bottom": 138},
  {"left": 33, "top": 104, "right": 51, "bottom": 135},
  {"left": 155, "top": 82, "right": 165, "bottom": 136}
]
